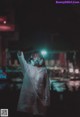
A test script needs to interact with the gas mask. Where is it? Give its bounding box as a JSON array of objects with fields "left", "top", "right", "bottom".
[
  {"left": 31, "top": 57, "right": 44, "bottom": 66},
  {"left": 30, "top": 54, "right": 44, "bottom": 66}
]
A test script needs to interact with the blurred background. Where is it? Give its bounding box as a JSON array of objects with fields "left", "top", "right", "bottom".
[{"left": 0, "top": 0, "right": 80, "bottom": 117}]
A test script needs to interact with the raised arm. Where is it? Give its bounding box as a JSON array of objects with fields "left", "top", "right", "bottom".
[{"left": 17, "top": 51, "right": 28, "bottom": 72}]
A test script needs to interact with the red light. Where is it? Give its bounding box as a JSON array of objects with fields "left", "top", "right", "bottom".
[
  {"left": 0, "top": 25, "right": 15, "bottom": 31},
  {"left": 3, "top": 21, "right": 6, "bottom": 24}
]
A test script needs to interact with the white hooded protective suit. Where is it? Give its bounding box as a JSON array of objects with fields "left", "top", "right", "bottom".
[{"left": 17, "top": 52, "right": 50, "bottom": 116}]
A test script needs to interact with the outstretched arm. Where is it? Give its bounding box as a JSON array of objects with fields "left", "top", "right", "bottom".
[{"left": 17, "top": 51, "right": 28, "bottom": 72}]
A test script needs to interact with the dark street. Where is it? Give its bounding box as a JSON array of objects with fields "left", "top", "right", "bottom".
[
  {"left": 0, "top": 0, "right": 80, "bottom": 117},
  {"left": 0, "top": 81, "right": 80, "bottom": 117}
]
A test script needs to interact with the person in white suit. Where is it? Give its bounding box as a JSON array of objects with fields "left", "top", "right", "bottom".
[{"left": 17, "top": 51, "right": 50, "bottom": 117}]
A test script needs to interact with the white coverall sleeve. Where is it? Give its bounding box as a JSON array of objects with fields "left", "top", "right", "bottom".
[
  {"left": 44, "top": 73, "right": 50, "bottom": 106},
  {"left": 17, "top": 52, "right": 28, "bottom": 72}
]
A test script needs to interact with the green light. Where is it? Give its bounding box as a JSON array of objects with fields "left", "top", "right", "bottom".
[{"left": 41, "top": 50, "right": 47, "bottom": 56}]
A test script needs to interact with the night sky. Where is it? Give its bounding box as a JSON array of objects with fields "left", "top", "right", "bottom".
[{"left": 0, "top": 0, "right": 80, "bottom": 50}]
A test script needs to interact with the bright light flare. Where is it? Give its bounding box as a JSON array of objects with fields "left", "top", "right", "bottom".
[
  {"left": 69, "top": 68, "right": 74, "bottom": 73},
  {"left": 41, "top": 50, "right": 47, "bottom": 56},
  {"left": 75, "top": 69, "right": 79, "bottom": 74},
  {"left": 3, "top": 21, "right": 6, "bottom": 24}
]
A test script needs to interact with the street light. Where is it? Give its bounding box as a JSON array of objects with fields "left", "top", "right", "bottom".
[{"left": 40, "top": 50, "right": 47, "bottom": 57}]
